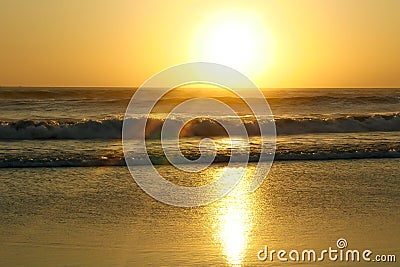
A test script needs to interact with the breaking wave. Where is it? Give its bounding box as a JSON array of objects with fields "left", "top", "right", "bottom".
[{"left": 0, "top": 113, "right": 399, "bottom": 140}]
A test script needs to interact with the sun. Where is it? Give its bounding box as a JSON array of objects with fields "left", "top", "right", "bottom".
[{"left": 192, "top": 11, "right": 274, "bottom": 80}]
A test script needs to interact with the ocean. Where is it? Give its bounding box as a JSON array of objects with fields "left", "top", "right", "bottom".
[
  {"left": 0, "top": 87, "right": 399, "bottom": 167},
  {"left": 0, "top": 87, "right": 399, "bottom": 266}
]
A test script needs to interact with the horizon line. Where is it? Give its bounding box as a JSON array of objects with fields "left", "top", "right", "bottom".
[{"left": 0, "top": 86, "right": 399, "bottom": 89}]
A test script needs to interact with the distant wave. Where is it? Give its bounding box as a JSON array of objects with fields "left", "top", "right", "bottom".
[
  {"left": 0, "top": 113, "right": 399, "bottom": 139},
  {"left": 267, "top": 95, "right": 400, "bottom": 105},
  {"left": 1, "top": 88, "right": 399, "bottom": 106}
]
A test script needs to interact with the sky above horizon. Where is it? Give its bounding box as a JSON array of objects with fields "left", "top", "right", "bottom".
[{"left": 0, "top": 0, "right": 399, "bottom": 88}]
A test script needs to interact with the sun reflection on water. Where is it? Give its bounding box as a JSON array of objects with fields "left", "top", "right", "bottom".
[{"left": 213, "top": 167, "right": 255, "bottom": 266}]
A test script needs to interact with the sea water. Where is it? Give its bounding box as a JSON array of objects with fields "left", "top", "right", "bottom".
[{"left": 0, "top": 87, "right": 399, "bottom": 266}]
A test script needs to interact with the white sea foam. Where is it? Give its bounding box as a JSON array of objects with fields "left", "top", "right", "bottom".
[{"left": 0, "top": 113, "right": 399, "bottom": 140}]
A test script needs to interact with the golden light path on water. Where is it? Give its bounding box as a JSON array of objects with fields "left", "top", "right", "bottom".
[{"left": 212, "top": 167, "right": 254, "bottom": 266}]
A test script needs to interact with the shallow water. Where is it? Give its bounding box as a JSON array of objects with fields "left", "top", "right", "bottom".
[{"left": 1, "top": 159, "right": 398, "bottom": 266}]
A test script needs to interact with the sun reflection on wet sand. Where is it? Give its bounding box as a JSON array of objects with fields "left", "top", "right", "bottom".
[{"left": 213, "top": 167, "right": 255, "bottom": 266}]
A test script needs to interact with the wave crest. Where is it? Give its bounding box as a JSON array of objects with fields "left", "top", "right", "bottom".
[{"left": 0, "top": 113, "right": 399, "bottom": 140}]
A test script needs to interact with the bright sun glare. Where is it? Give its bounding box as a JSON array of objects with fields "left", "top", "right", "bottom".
[{"left": 193, "top": 11, "right": 274, "bottom": 80}]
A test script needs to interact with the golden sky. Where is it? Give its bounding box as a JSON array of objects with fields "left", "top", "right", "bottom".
[{"left": 0, "top": 0, "right": 399, "bottom": 87}]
